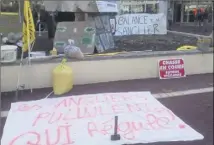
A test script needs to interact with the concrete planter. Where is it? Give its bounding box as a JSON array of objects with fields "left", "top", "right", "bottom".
[{"left": 197, "top": 37, "right": 212, "bottom": 51}]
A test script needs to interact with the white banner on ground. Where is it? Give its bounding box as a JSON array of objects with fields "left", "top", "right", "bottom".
[
  {"left": 115, "top": 13, "right": 167, "bottom": 36},
  {"left": 1, "top": 92, "right": 203, "bottom": 145}
]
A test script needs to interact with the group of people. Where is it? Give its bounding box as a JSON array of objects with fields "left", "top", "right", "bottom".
[
  {"left": 167, "top": 7, "right": 210, "bottom": 30},
  {"left": 193, "top": 7, "right": 209, "bottom": 27}
]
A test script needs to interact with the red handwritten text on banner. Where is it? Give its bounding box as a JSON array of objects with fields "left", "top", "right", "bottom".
[{"left": 1, "top": 92, "right": 203, "bottom": 145}]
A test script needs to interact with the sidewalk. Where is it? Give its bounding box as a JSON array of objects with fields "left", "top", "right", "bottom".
[
  {"left": 170, "top": 24, "right": 212, "bottom": 36},
  {"left": 1, "top": 73, "right": 213, "bottom": 111},
  {"left": 1, "top": 74, "right": 213, "bottom": 144}
]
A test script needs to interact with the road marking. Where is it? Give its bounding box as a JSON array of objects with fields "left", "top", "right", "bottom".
[
  {"left": 168, "top": 30, "right": 211, "bottom": 38},
  {"left": 1, "top": 87, "right": 213, "bottom": 118},
  {"left": 153, "top": 87, "right": 213, "bottom": 99}
]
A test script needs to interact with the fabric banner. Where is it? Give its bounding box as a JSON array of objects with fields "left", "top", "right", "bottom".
[
  {"left": 22, "top": 0, "right": 35, "bottom": 52},
  {"left": 115, "top": 13, "right": 167, "bottom": 36},
  {"left": 1, "top": 92, "right": 203, "bottom": 145}
]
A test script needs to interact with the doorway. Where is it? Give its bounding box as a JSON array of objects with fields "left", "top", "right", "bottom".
[
  {"left": 174, "top": 3, "right": 181, "bottom": 22},
  {"left": 182, "top": 3, "right": 197, "bottom": 23}
]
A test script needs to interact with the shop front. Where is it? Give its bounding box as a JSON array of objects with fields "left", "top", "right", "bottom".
[{"left": 172, "top": 0, "right": 213, "bottom": 24}]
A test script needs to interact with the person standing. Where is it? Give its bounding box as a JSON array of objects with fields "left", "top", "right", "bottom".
[
  {"left": 167, "top": 8, "right": 173, "bottom": 30},
  {"left": 197, "top": 8, "right": 202, "bottom": 27},
  {"left": 193, "top": 8, "right": 198, "bottom": 27},
  {"left": 203, "top": 8, "right": 209, "bottom": 32}
]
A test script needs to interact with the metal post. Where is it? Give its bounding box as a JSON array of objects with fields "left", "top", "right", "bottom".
[
  {"left": 0, "top": 0, "right": 2, "bottom": 14},
  {"left": 38, "top": 13, "right": 42, "bottom": 36},
  {"left": 18, "top": 0, "right": 22, "bottom": 23},
  {"left": 212, "top": 1, "right": 214, "bottom": 46},
  {"left": 110, "top": 116, "right": 120, "bottom": 141},
  {"left": 0, "top": 33, "right": 3, "bottom": 134},
  {"left": 113, "top": 116, "right": 118, "bottom": 135},
  {"left": 181, "top": 1, "right": 183, "bottom": 23}
]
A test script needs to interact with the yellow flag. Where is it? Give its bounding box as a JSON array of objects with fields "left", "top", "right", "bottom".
[{"left": 22, "top": 0, "right": 35, "bottom": 52}]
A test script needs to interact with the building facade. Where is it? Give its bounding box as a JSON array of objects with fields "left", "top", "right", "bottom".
[
  {"left": 169, "top": 0, "right": 212, "bottom": 23},
  {"left": 0, "top": 0, "right": 212, "bottom": 24},
  {"left": 119, "top": 0, "right": 160, "bottom": 14},
  {"left": 119, "top": 0, "right": 213, "bottom": 24},
  {"left": 0, "top": 0, "right": 20, "bottom": 14}
]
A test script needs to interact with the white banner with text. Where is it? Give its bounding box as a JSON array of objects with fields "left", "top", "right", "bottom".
[
  {"left": 1, "top": 92, "right": 203, "bottom": 145},
  {"left": 115, "top": 13, "right": 167, "bottom": 36}
]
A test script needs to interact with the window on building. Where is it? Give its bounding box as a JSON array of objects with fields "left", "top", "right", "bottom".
[
  {"left": 145, "top": 1, "right": 159, "bottom": 14},
  {"left": 182, "top": 1, "right": 213, "bottom": 23},
  {"left": 197, "top": 4, "right": 213, "bottom": 23},
  {"left": 119, "top": 0, "right": 159, "bottom": 14},
  {"left": 154, "top": 3, "right": 158, "bottom": 13},
  {"left": 182, "top": 4, "right": 196, "bottom": 22},
  {"left": 120, "top": 4, "right": 130, "bottom": 14},
  {"left": 141, "top": 4, "right": 145, "bottom": 13},
  {"left": 0, "top": 0, "right": 19, "bottom": 14},
  {"left": 146, "top": 4, "right": 153, "bottom": 13}
]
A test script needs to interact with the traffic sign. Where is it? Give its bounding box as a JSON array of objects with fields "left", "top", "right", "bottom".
[{"left": 158, "top": 58, "right": 186, "bottom": 79}]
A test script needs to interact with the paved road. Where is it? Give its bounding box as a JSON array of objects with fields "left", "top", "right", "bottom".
[
  {"left": 0, "top": 73, "right": 213, "bottom": 144},
  {"left": 1, "top": 73, "right": 213, "bottom": 111},
  {"left": 170, "top": 24, "right": 212, "bottom": 36}
]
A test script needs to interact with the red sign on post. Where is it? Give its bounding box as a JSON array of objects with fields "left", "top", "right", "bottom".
[{"left": 158, "top": 58, "right": 186, "bottom": 79}]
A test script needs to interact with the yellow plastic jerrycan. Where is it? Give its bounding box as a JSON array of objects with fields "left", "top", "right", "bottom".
[{"left": 52, "top": 58, "right": 73, "bottom": 95}]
